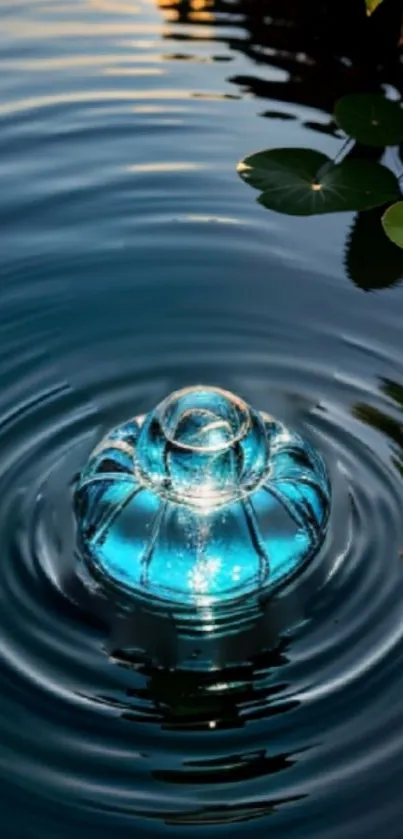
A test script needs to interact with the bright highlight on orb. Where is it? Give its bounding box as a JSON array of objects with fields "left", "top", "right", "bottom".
[{"left": 74, "top": 386, "right": 330, "bottom": 607}]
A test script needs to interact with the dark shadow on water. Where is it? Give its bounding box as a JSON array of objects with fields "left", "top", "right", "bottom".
[
  {"left": 159, "top": 0, "right": 402, "bottom": 115},
  {"left": 158, "top": 0, "right": 403, "bottom": 291},
  {"left": 158, "top": 793, "right": 306, "bottom": 826},
  {"left": 110, "top": 637, "right": 299, "bottom": 731},
  {"left": 345, "top": 205, "right": 403, "bottom": 291},
  {"left": 100, "top": 640, "right": 307, "bottom": 823}
]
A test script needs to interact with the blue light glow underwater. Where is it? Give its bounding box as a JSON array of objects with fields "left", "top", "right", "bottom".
[{"left": 74, "top": 386, "right": 330, "bottom": 607}]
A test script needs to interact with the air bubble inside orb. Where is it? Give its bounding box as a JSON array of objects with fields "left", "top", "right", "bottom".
[{"left": 74, "top": 386, "right": 330, "bottom": 610}]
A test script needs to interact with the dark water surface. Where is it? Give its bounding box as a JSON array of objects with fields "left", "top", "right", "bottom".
[{"left": 1, "top": 1, "right": 403, "bottom": 837}]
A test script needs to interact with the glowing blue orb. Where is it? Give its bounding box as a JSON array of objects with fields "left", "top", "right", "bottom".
[{"left": 74, "top": 386, "right": 330, "bottom": 607}]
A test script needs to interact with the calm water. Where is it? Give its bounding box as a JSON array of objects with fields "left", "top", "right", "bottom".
[{"left": 1, "top": 1, "right": 403, "bottom": 837}]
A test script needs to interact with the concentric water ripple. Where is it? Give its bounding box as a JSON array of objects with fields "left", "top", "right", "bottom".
[
  {"left": 1, "top": 1, "right": 403, "bottom": 838},
  {"left": 0, "top": 308, "right": 403, "bottom": 837}
]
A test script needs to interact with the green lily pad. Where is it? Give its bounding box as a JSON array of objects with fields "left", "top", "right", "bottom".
[
  {"left": 334, "top": 94, "right": 403, "bottom": 147},
  {"left": 237, "top": 148, "right": 400, "bottom": 216},
  {"left": 382, "top": 201, "right": 403, "bottom": 249},
  {"left": 346, "top": 206, "right": 403, "bottom": 290},
  {"left": 365, "top": 0, "right": 384, "bottom": 15}
]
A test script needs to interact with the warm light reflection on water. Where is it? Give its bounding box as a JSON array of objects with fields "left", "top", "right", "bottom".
[
  {"left": 0, "top": 89, "right": 237, "bottom": 116},
  {"left": 90, "top": 0, "right": 143, "bottom": 13},
  {"left": 127, "top": 161, "right": 203, "bottom": 172},
  {"left": 1, "top": 56, "right": 171, "bottom": 71}
]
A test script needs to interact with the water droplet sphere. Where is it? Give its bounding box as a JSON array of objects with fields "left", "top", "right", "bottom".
[{"left": 74, "top": 386, "right": 330, "bottom": 610}]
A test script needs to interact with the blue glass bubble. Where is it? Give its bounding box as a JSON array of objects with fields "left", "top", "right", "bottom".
[{"left": 74, "top": 386, "right": 330, "bottom": 608}]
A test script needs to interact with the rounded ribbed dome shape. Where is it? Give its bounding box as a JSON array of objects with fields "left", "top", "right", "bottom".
[{"left": 74, "top": 386, "right": 331, "bottom": 609}]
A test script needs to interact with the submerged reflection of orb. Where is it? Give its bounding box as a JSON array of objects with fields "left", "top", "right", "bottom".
[{"left": 74, "top": 386, "right": 331, "bottom": 616}]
